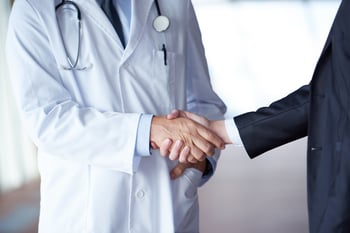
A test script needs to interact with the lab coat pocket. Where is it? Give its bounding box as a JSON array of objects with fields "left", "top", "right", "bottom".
[
  {"left": 152, "top": 49, "right": 185, "bottom": 113},
  {"left": 85, "top": 166, "right": 131, "bottom": 233},
  {"left": 181, "top": 168, "right": 203, "bottom": 198},
  {"left": 171, "top": 168, "right": 202, "bottom": 232}
]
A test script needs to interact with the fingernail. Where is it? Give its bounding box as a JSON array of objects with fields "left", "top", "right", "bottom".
[
  {"left": 180, "top": 157, "right": 187, "bottom": 163},
  {"left": 184, "top": 146, "right": 190, "bottom": 152},
  {"left": 176, "top": 140, "right": 184, "bottom": 147},
  {"left": 165, "top": 138, "right": 172, "bottom": 146},
  {"left": 220, "top": 143, "right": 225, "bottom": 149}
]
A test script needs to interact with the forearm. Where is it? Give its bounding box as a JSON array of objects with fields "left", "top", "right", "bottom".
[{"left": 234, "top": 85, "right": 309, "bottom": 158}]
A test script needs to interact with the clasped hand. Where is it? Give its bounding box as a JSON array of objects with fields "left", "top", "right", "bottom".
[{"left": 150, "top": 110, "right": 227, "bottom": 179}]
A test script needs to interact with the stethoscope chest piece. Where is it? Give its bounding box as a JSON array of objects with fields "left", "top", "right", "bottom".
[{"left": 153, "top": 15, "right": 170, "bottom": 32}]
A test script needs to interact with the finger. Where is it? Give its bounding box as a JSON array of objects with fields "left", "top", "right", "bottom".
[
  {"left": 181, "top": 111, "right": 210, "bottom": 127},
  {"left": 159, "top": 138, "right": 172, "bottom": 156},
  {"left": 169, "top": 140, "right": 184, "bottom": 161},
  {"left": 187, "top": 155, "right": 198, "bottom": 164},
  {"left": 191, "top": 159, "right": 207, "bottom": 173},
  {"left": 167, "top": 109, "right": 181, "bottom": 120},
  {"left": 197, "top": 126, "right": 225, "bottom": 150},
  {"left": 170, "top": 162, "right": 191, "bottom": 180},
  {"left": 150, "top": 141, "right": 159, "bottom": 150},
  {"left": 193, "top": 137, "right": 215, "bottom": 157},
  {"left": 179, "top": 146, "right": 191, "bottom": 163},
  {"left": 181, "top": 111, "right": 200, "bottom": 121},
  {"left": 187, "top": 142, "right": 206, "bottom": 161}
]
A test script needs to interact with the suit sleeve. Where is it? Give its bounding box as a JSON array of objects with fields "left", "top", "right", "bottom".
[{"left": 234, "top": 85, "right": 310, "bottom": 158}]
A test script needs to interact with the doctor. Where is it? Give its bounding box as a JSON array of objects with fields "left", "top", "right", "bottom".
[{"left": 6, "top": 0, "right": 226, "bottom": 232}]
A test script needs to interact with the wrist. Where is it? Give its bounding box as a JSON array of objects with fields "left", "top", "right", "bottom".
[
  {"left": 150, "top": 116, "right": 165, "bottom": 147},
  {"left": 210, "top": 120, "right": 231, "bottom": 144}
]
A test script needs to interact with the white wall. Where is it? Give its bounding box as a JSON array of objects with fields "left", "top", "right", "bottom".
[
  {"left": 193, "top": 1, "right": 341, "bottom": 233},
  {"left": 0, "top": 1, "right": 342, "bottom": 232},
  {"left": 0, "top": 0, "right": 38, "bottom": 192}
]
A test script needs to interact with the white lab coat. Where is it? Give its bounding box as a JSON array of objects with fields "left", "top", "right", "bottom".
[{"left": 6, "top": 0, "right": 226, "bottom": 232}]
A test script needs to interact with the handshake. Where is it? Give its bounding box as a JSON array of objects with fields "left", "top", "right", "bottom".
[{"left": 150, "top": 110, "right": 232, "bottom": 178}]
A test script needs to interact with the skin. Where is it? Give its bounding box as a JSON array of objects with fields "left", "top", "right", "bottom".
[
  {"left": 163, "top": 110, "right": 232, "bottom": 179},
  {"left": 150, "top": 115, "right": 225, "bottom": 162}
]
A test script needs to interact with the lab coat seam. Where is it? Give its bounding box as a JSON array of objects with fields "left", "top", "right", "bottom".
[
  {"left": 83, "top": 165, "right": 92, "bottom": 233},
  {"left": 24, "top": 0, "right": 38, "bottom": 15},
  {"left": 117, "top": 67, "right": 126, "bottom": 112},
  {"left": 14, "top": 1, "right": 43, "bottom": 110},
  {"left": 128, "top": 173, "right": 134, "bottom": 233}
]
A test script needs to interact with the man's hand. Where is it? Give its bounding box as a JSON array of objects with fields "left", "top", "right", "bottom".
[
  {"left": 162, "top": 110, "right": 227, "bottom": 160},
  {"left": 162, "top": 110, "right": 231, "bottom": 179},
  {"left": 168, "top": 110, "right": 230, "bottom": 143},
  {"left": 165, "top": 110, "right": 231, "bottom": 157},
  {"left": 170, "top": 159, "right": 207, "bottom": 180},
  {"left": 162, "top": 110, "right": 211, "bottom": 162},
  {"left": 167, "top": 110, "right": 210, "bottom": 128},
  {"left": 150, "top": 116, "right": 225, "bottom": 162}
]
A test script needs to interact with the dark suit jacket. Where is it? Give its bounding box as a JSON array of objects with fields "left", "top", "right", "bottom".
[{"left": 234, "top": 1, "right": 350, "bottom": 232}]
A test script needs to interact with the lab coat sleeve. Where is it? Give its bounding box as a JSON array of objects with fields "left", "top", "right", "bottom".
[
  {"left": 6, "top": 0, "right": 139, "bottom": 174},
  {"left": 185, "top": 0, "right": 227, "bottom": 185}
]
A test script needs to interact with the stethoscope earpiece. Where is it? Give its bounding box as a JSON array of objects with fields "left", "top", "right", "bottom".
[{"left": 153, "top": 15, "right": 170, "bottom": 32}]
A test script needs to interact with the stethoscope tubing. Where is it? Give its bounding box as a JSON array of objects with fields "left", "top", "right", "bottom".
[
  {"left": 56, "top": 0, "right": 92, "bottom": 70},
  {"left": 55, "top": 0, "right": 81, "bottom": 20},
  {"left": 55, "top": 0, "right": 169, "bottom": 70},
  {"left": 154, "top": 0, "right": 162, "bottom": 16}
]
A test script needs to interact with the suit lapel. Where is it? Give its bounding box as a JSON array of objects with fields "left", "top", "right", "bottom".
[{"left": 319, "top": 34, "right": 332, "bottom": 59}]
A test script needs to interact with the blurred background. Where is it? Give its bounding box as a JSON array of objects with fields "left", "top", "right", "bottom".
[{"left": 0, "top": 0, "right": 341, "bottom": 233}]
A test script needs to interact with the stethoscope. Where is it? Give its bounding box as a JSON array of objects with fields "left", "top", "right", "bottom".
[
  {"left": 152, "top": 0, "right": 170, "bottom": 65},
  {"left": 55, "top": 0, "right": 170, "bottom": 70},
  {"left": 153, "top": 0, "right": 170, "bottom": 32},
  {"left": 55, "top": 0, "right": 91, "bottom": 70}
]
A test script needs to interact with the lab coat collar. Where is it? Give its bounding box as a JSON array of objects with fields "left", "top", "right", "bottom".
[
  {"left": 122, "top": 0, "right": 154, "bottom": 63},
  {"left": 72, "top": 0, "right": 154, "bottom": 63},
  {"left": 76, "top": 0, "right": 124, "bottom": 50}
]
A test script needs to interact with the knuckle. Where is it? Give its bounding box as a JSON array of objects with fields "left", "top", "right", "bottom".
[
  {"left": 204, "top": 143, "right": 214, "bottom": 154},
  {"left": 195, "top": 151, "right": 205, "bottom": 160},
  {"left": 206, "top": 132, "right": 216, "bottom": 141}
]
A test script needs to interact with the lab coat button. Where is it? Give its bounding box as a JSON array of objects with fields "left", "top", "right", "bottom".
[{"left": 136, "top": 190, "right": 145, "bottom": 199}]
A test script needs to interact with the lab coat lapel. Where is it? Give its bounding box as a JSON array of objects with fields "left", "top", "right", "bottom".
[
  {"left": 122, "top": 0, "right": 154, "bottom": 62},
  {"left": 76, "top": 0, "right": 125, "bottom": 53}
]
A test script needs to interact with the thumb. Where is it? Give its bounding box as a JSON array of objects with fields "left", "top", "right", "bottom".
[
  {"left": 170, "top": 162, "right": 191, "bottom": 180},
  {"left": 167, "top": 109, "right": 181, "bottom": 120},
  {"left": 159, "top": 138, "right": 172, "bottom": 157},
  {"left": 150, "top": 141, "right": 159, "bottom": 149}
]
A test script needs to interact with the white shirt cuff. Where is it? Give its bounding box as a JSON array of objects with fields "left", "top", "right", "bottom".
[
  {"left": 135, "top": 114, "right": 153, "bottom": 156},
  {"left": 225, "top": 118, "right": 243, "bottom": 146}
]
